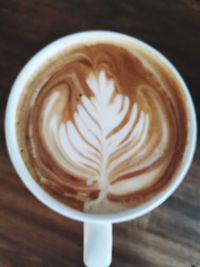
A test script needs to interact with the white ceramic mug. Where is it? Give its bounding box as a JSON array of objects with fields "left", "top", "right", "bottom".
[{"left": 5, "top": 31, "right": 197, "bottom": 267}]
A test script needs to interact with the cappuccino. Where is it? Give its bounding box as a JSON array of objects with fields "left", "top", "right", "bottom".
[{"left": 16, "top": 39, "right": 188, "bottom": 213}]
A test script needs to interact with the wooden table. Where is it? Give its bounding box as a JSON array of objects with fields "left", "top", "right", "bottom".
[{"left": 0, "top": 0, "right": 199, "bottom": 266}]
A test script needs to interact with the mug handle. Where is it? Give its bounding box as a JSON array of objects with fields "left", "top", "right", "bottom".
[{"left": 84, "top": 222, "right": 112, "bottom": 267}]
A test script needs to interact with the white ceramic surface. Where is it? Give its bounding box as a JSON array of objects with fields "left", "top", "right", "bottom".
[{"left": 5, "top": 31, "right": 197, "bottom": 267}]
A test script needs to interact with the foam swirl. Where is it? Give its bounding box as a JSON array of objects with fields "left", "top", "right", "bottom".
[{"left": 17, "top": 43, "right": 187, "bottom": 213}]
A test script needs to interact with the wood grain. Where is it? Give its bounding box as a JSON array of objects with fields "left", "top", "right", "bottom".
[{"left": 0, "top": 0, "right": 199, "bottom": 266}]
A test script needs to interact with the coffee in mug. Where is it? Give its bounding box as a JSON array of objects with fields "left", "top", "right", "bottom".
[{"left": 16, "top": 39, "right": 188, "bottom": 214}]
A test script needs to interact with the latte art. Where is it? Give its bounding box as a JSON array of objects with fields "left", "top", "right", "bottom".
[{"left": 17, "top": 43, "right": 187, "bottom": 213}]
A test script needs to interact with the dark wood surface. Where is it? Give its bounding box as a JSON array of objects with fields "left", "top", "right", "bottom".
[{"left": 0, "top": 0, "right": 200, "bottom": 266}]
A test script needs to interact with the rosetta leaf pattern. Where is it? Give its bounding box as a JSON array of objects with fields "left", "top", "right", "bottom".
[
  {"left": 60, "top": 71, "right": 147, "bottom": 184},
  {"left": 44, "top": 70, "right": 150, "bottom": 211}
]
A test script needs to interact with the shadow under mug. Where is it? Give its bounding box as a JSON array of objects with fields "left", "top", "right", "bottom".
[{"left": 5, "top": 31, "right": 197, "bottom": 267}]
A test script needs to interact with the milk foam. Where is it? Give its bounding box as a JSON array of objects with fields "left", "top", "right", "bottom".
[{"left": 38, "top": 70, "right": 171, "bottom": 212}]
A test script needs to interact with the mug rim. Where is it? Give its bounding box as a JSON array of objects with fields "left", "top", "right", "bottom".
[{"left": 5, "top": 30, "right": 197, "bottom": 223}]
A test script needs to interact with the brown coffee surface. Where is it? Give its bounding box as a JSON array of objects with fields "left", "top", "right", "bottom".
[{"left": 16, "top": 42, "right": 188, "bottom": 213}]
